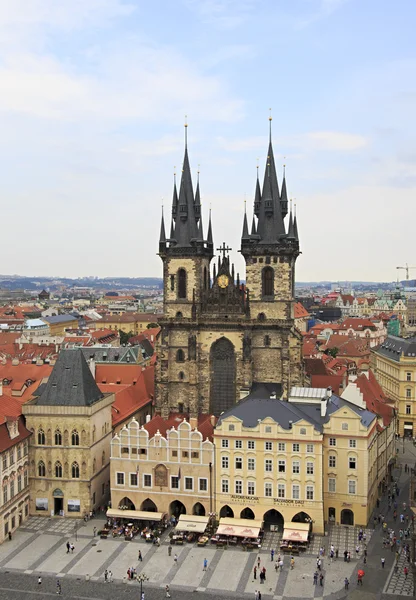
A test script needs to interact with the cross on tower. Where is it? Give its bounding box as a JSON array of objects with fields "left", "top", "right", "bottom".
[{"left": 216, "top": 242, "right": 232, "bottom": 260}]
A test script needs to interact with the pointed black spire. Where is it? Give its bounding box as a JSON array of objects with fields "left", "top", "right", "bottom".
[
  {"left": 287, "top": 201, "right": 295, "bottom": 238},
  {"left": 251, "top": 215, "right": 257, "bottom": 236},
  {"left": 159, "top": 206, "right": 166, "bottom": 252},
  {"left": 254, "top": 166, "right": 261, "bottom": 217},
  {"left": 241, "top": 202, "right": 249, "bottom": 242},
  {"left": 207, "top": 209, "right": 213, "bottom": 248},
  {"left": 171, "top": 170, "right": 178, "bottom": 219},
  {"left": 194, "top": 168, "right": 201, "bottom": 222},
  {"left": 280, "top": 164, "right": 288, "bottom": 219},
  {"left": 294, "top": 203, "right": 299, "bottom": 242},
  {"left": 197, "top": 207, "right": 204, "bottom": 241},
  {"left": 172, "top": 121, "right": 199, "bottom": 247},
  {"left": 169, "top": 217, "right": 175, "bottom": 240}
]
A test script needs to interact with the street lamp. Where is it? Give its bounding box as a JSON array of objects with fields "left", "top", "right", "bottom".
[{"left": 137, "top": 573, "right": 149, "bottom": 599}]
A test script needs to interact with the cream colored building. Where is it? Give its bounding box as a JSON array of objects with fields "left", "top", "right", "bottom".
[
  {"left": 110, "top": 415, "right": 214, "bottom": 517},
  {"left": 214, "top": 385, "right": 392, "bottom": 531},
  {"left": 23, "top": 349, "right": 114, "bottom": 517},
  {"left": 372, "top": 335, "right": 416, "bottom": 437}
]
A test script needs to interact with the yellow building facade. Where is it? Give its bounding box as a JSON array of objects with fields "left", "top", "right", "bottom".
[
  {"left": 95, "top": 313, "right": 162, "bottom": 335},
  {"left": 110, "top": 416, "right": 214, "bottom": 517},
  {"left": 23, "top": 350, "right": 114, "bottom": 517},
  {"left": 372, "top": 336, "right": 416, "bottom": 437},
  {"left": 214, "top": 412, "right": 325, "bottom": 534}
]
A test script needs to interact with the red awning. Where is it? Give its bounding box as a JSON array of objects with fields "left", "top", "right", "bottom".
[
  {"left": 282, "top": 528, "right": 308, "bottom": 542},
  {"left": 216, "top": 523, "right": 260, "bottom": 539}
]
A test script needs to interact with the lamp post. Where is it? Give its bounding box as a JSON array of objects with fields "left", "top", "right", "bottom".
[{"left": 137, "top": 573, "right": 149, "bottom": 599}]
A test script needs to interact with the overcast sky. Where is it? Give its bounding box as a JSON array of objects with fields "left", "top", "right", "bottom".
[{"left": 1, "top": 0, "right": 415, "bottom": 281}]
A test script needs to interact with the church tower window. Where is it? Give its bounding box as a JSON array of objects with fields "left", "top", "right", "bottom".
[
  {"left": 264, "top": 335, "right": 271, "bottom": 347},
  {"left": 176, "top": 349, "right": 185, "bottom": 362},
  {"left": 262, "top": 266, "right": 274, "bottom": 297},
  {"left": 204, "top": 266, "right": 208, "bottom": 290},
  {"left": 178, "top": 269, "right": 187, "bottom": 299}
]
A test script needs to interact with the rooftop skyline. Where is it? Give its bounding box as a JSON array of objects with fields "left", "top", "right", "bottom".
[{"left": 1, "top": 0, "right": 415, "bottom": 280}]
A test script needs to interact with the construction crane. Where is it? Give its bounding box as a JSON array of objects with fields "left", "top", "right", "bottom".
[{"left": 396, "top": 263, "right": 416, "bottom": 280}]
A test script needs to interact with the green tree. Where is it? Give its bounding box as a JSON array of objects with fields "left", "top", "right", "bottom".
[
  {"left": 327, "top": 347, "right": 339, "bottom": 358},
  {"left": 147, "top": 322, "right": 159, "bottom": 329},
  {"left": 119, "top": 330, "right": 134, "bottom": 345}
]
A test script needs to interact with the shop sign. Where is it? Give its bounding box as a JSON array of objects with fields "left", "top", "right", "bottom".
[
  {"left": 273, "top": 499, "right": 304, "bottom": 506},
  {"left": 68, "top": 499, "right": 81, "bottom": 512},
  {"left": 36, "top": 498, "right": 48, "bottom": 511},
  {"left": 230, "top": 495, "right": 259, "bottom": 503}
]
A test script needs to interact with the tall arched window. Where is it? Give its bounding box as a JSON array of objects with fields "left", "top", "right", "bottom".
[
  {"left": 102, "top": 451, "right": 105, "bottom": 466},
  {"left": 176, "top": 349, "right": 185, "bottom": 362},
  {"left": 38, "top": 461, "right": 46, "bottom": 477},
  {"left": 38, "top": 429, "right": 45, "bottom": 445},
  {"left": 93, "top": 458, "right": 96, "bottom": 473},
  {"left": 71, "top": 430, "right": 79, "bottom": 446},
  {"left": 262, "top": 267, "right": 274, "bottom": 297},
  {"left": 54, "top": 430, "right": 62, "bottom": 445},
  {"left": 55, "top": 461, "right": 62, "bottom": 478},
  {"left": 71, "top": 462, "right": 80, "bottom": 478},
  {"left": 178, "top": 269, "right": 187, "bottom": 299}
]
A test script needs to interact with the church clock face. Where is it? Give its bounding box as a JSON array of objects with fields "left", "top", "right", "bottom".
[{"left": 217, "top": 274, "right": 229, "bottom": 288}]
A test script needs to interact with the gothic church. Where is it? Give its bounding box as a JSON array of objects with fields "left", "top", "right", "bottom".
[{"left": 155, "top": 124, "right": 303, "bottom": 419}]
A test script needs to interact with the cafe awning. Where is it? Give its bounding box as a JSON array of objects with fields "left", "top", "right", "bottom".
[
  {"left": 175, "top": 515, "right": 209, "bottom": 533},
  {"left": 106, "top": 508, "right": 165, "bottom": 521},
  {"left": 282, "top": 522, "right": 310, "bottom": 542},
  {"left": 216, "top": 517, "right": 263, "bottom": 539}
]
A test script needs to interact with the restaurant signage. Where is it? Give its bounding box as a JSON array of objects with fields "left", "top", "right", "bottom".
[
  {"left": 273, "top": 499, "right": 304, "bottom": 506},
  {"left": 230, "top": 495, "right": 259, "bottom": 503}
]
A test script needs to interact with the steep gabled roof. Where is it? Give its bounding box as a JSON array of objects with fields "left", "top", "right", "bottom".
[{"left": 35, "top": 349, "right": 104, "bottom": 407}]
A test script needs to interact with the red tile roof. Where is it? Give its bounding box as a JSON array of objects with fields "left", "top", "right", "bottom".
[
  {"left": 310, "top": 374, "right": 345, "bottom": 395},
  {"left": 144, "top": 413, "right": 216, "bottom": 441},
  {"left": 0, "top": 416, "right": 31, "bottom": 453},
  {"left": 354, "top": 371, "right": 394, "bottom": 426},
  {"left": 95, "top": 363, "right": 144, "bottom": 385},
  {"left": 294, "top": 302, "right": 310, "bottom": 319},
  {"left": 0, "top": 332, "right": 20, "bottom": 345},
  {"left": 339, "top": 318, "right": 376, "bottom": 331},
  {"left": 304, "top": 358, "right": 327, "bottom": 376}
]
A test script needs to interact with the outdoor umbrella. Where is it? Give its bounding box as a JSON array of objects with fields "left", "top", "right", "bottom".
[{"left": 357, "top": 570, "right": 365, "bottom": 577}]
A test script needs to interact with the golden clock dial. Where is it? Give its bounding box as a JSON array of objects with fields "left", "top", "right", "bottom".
[{"left": 218, "top": 274, "right": 229, "bottom": 288}]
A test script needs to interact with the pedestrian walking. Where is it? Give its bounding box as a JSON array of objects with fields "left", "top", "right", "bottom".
[
  {"left": 138, "top": 550, "right": 143, "bottom": 562},
  {"left": 66, "top": 541, "right": 70, "bottom": 554},
  {"left": 174, "top": 553, "right": 178, "bottom": 564},
  {"left": 254, "top": 591, "right": 259, "bottom": 600},
  {"left": 335, "top": 548, "right": 339, "bottom": 559},
  {"left": 355, "top": 545, "right": 360, "bottom": 557},
  {"left": 104, "top": 569, "right": 108, "bottom": 582},
  {"left": 357, "top": 575, "right": 363, "bottom": 586},
  {"left": 319, "top": 574, "right": 324, "bottom": 586},
  {"left": 257, "top": 556, "right": 261, "bottom": 568},
  {"left": 261, "top": 567, "right": 266, "bottom": 581},
  {"left": 279, "top": 559, "right": 283, "bottom": 571},
  {"left": 381, "top": 557, "right": 385, "bottom": 569},
  {"left": 38, "top": 576, "right": 42, "bottom": 585},
  {"left": 141, "top": 592, "right": 145, "bottom": 600},
  {"left": 108, "top": 570, "right": 113, "bottom": 583},
  {"left": 270, "top": 549, "right": 274, "bottom": 561},
  {"left": 70, "top": 543, "right": 74, "bottom": 553},
  {"left": 168, "top": 545, "right": 172, "bottom": 557},
  {"left": 290, "top": 557, "right": 295, "bottom": 570},
  {"left": 259, "top": 571, "right": 264, "bottom": 584},
  {"left": 344, "top": 577, "right": 349, "bottom": 590},
  {"left": 254, "top": 566, "right": 257, "bottom": 579},
  {"left": 56, "top": 580, "right": 61, "bottom": 595},
  {"left": 343, "top": 550, "right": 348, "bottom": 562},
  {"left": 404, "top": 566, "right": 409, "bottom": 579},
  {"left": 165, "top": 584, "right": 171, "bottom": 598},
  {"left": 313, "top": 571, "right": 318, "bottom": 585},
  {"left": 258, "top": 592, "right": 262, "bottom": 600},
  {"left": 274, "top": 562, "right": 278, "bottom": 573},
  {"left": 203, "top": 558, "right": 208, "bottom": 571},
  {"left": 93, "top": 526, "right": 97, "bottom": 537}
]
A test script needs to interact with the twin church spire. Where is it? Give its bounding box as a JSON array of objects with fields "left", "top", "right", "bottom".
[
  {"left": 159, "top": 120, "right": 299, "bottom": 256},
  {"left": 242, "top": 120, "right": 298, "bottom": 250},
  {"left": 159, "top": 125, "right": 213, "bottom": 257}
]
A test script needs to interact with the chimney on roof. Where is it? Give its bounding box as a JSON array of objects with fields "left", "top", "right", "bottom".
[
  {"left": 288, "top": 420, "right": 293, "bottom": 429},
  {"left": 326, "top": 386, "right": 332, "bottom": 399},
  {"left": 270, "top": 391, "right": 277, "bottom": 400},
  {"left": 210, "top": 414, "right": 216, "bottom": 426},
  {"left": 146, "top": 414, "right": 151, "bottom": 423},
  {"left": 321, "top": 396, "right": 327, "bottom": 418},
  {"left": 89, "top": 357, "right": 96, "bottom": 379},
  {"left": 189, "top": 417, "right": 197, "bottom": 430}
]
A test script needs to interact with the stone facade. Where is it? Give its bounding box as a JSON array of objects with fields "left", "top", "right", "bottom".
[
  {"left": 23, "top": 398, "right": 114, "bottom": 517},
  {"left": 156, "top": 133, "right": 303, "bottom": 419}
]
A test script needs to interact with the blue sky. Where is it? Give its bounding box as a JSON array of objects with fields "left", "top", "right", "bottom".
[{"left": 0, "top": 0, "right": 415, "bottom": 281}]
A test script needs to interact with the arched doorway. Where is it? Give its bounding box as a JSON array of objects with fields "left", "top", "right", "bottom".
[
  {"left": 292, "top": 511, "right": 311, "bottom": 524},
  {"left": 118, "top": 497, "right": 135, "bottom": 510},
  {"left": 210, "top": 338, "right": 236, "bottom": 415},
  {"left": 341, "top": 509, "right": 354, "bottom": 526},
  {"left": 170, "top": 500, "right": 186, "bottom": 517},
  {"left": 263, "top": 509, "right": 284, "bottom": 531},
  {"left": 220, "top": 505, "right": 234, "bottom": 518},
  {"left": 140, "top": 498, "right": 157, "bottom": 512},
  {"left": 193, "top": 502, "right": 206, "bottom": 516},
  {"left": 240, "top": 507, "right": 255, "bottom": 520}
]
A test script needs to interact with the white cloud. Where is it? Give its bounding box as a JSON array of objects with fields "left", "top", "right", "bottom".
[
  {"left": 305, "top": 131, "right": 368, "bottom": 151},
  {"left": 184, "top": 0, "right": 257, "bottom": 29}
]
